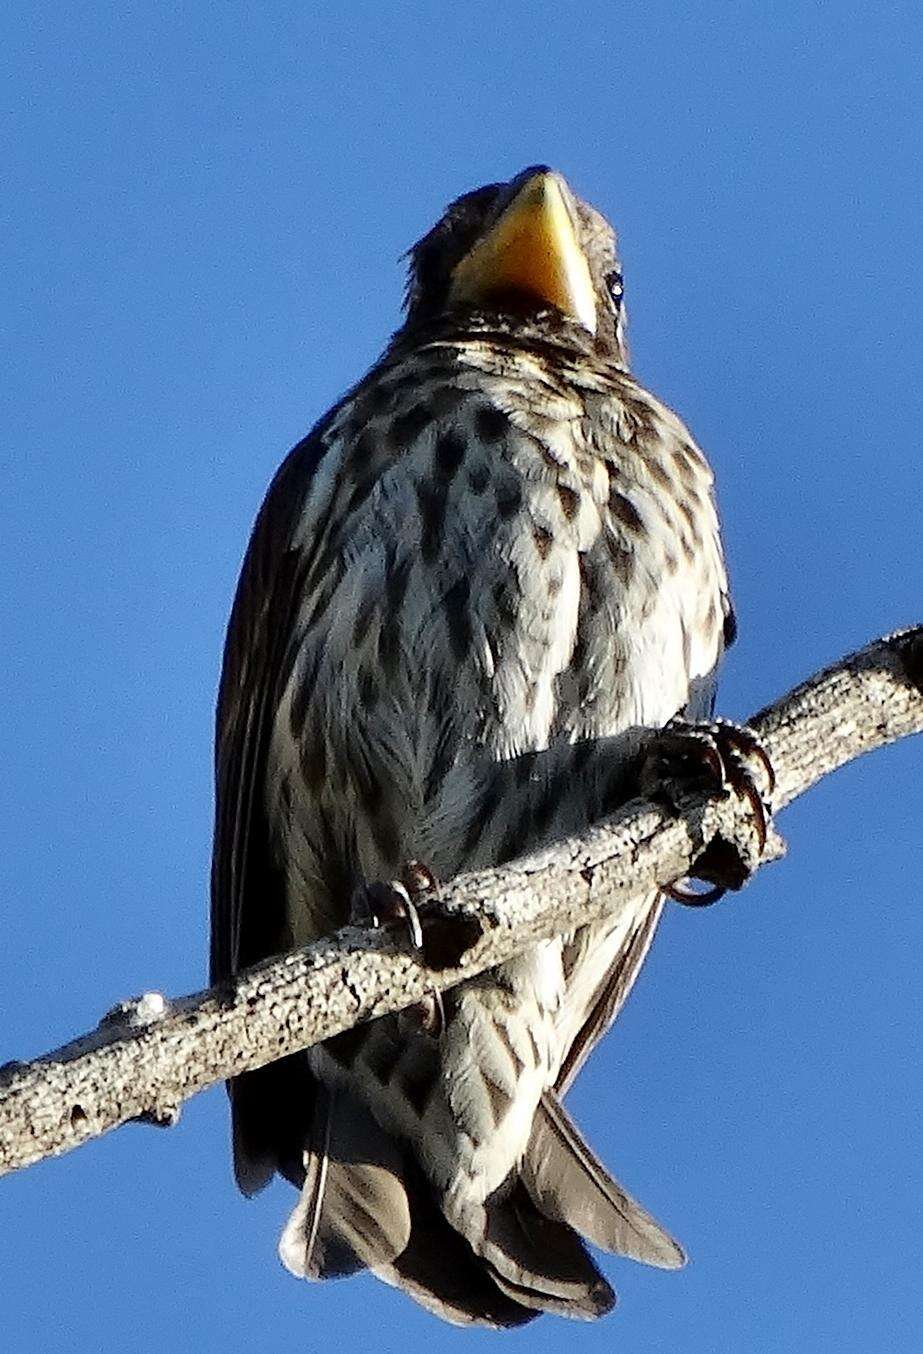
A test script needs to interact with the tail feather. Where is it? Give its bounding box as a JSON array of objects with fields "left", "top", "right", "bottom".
[
  {"left": 522, "top": 1091, "right": 685, "bottom": 1269},
  {"left": 450, "top": 1181, "right": 616, "bottom": 1320},
  {"left": 264, "top": 1061, "right": 681, "bottom": 1321},
  {"left": 280, "top": 1084, "right": 537, "bottom": 1326},
  {"left": 373, "top": 1162, "right": 538, "bottom": 1328},
  {"left": 481, "top": 1183, "right": 617, "bottom": 1319},
  {"left": 279, "top": 1084, "right": 411, "bottom": 1281}
]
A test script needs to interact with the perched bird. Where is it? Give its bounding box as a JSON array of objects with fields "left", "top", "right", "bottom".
[{"left": 211, "top": 167, "right": 734, "bottom": 1326}]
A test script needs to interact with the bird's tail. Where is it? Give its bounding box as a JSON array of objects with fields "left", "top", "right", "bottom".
[
  {"left": 522, "top": 1090, "right": 685, "bottom": 1269},
  {"left": 278, "top": 1082, "right": 683, "bottom": 1326},
  {"left": 278, "top": 1082, "right": 536, "bottom": 1327}
]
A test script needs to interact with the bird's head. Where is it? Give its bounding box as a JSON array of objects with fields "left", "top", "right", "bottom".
[{"left": 404, "top": 167, "right": 626, "bottom": 361}]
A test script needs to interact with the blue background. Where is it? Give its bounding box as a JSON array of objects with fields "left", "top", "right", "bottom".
[{"left": 2, "top": 4, "right": 921, "bottom": 1351}]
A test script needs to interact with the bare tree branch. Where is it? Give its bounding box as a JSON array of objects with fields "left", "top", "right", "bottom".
[{"left": 1, "top": 627, "right": 920, "bottom": 1178}]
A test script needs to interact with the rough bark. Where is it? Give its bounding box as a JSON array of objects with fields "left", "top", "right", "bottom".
[{"left": 1, "top": 627, "right": 920, "bottom": 1177}]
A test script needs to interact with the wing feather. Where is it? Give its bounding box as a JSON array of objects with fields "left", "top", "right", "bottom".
[
  {"left": 210, "top": 426, "right": 331, "bottom": 983},
  {"left": 210, "top": 422, "right": 336, "bottom": 1190}
]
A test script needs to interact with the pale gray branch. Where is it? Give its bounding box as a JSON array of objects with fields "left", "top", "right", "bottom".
[{"left": 1, "top": 627, "right": 920, "bottom": 1177}]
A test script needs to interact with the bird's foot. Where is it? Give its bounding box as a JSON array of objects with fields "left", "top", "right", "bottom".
[
  {"left": 641, "top": 717, "right": 775, "bottom": 906},
  {"left": 350, "top": 859, "right": 439, "bottom": 944},
  {"left": 351, "top": 861, "right": 446, "bottom": 1035}
]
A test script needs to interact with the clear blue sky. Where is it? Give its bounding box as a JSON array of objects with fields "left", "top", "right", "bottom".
[{"left": 2, "top": 4, "right": 921, "bottom": 1351}]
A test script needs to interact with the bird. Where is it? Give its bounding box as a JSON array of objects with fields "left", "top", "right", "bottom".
[{"left": 210, "top": 166, "right": 734, "bottom": 1327}]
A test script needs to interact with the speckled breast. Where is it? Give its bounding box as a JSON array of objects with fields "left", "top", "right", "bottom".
[{"left": 268, "top": 334, "right": 726, "bottom": 917}]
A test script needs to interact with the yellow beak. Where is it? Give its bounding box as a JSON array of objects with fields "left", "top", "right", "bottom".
[{"left": 448, "top": 170, "right": 597, "bottom": 335}]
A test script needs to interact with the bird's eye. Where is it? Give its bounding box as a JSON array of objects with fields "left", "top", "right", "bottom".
[{"left": 605, "top": 269, "right": 624, "bottom": 312}]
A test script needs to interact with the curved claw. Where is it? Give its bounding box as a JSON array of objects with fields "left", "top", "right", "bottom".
[
  {"left": 427, "top": 987, "right": 446, "bottom": 1037},
  {"left": 665, "top": 880, "right": 727, "bottom": 908},
  {"left": 650, "top": 716, "right": 776, "bottom": 905},
  {"left": 715, "top": 719, "right": 776, "bottom": 797},
  {"left": 364, "top": 880, "right": 425, "bottom": 951},
  {"left": 354, "top": 861, "right": 450, "bottom": 1036},
  {"left": 731, "top": 771, "right": 769, "bottom": 853},
  {"left": 352, "top": 879, "right": 423, "bottom": 949},
  {"left": 399, "top": 891, "right": 424, "bottom": 951},
  {"left": 694, "top": 736, "right": 726, "bottom": 786},
  {"left": 661, "top": 719, "right": 726, "bottom": 785},
  {"left": 387, "top": 861, "right": 447, "bottom": 1039},
  {"left": 397, "top": 985, "right": 446, "bottom": 1039}
]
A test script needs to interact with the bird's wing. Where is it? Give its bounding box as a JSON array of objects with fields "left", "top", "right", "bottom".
[
  {"left": 554, "top": 897, "right": 665, "bottom": 1097},
  {"left": 210, "top": 427, "right": 331, "bottom": 984},
  {"left": 210, "top": 421, "right": 337, "bottom": 1194}
]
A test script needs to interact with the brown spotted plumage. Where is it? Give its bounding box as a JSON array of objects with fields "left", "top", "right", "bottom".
[{"left": 211, "top": 168, "right": 732, "bottom": 1326}]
